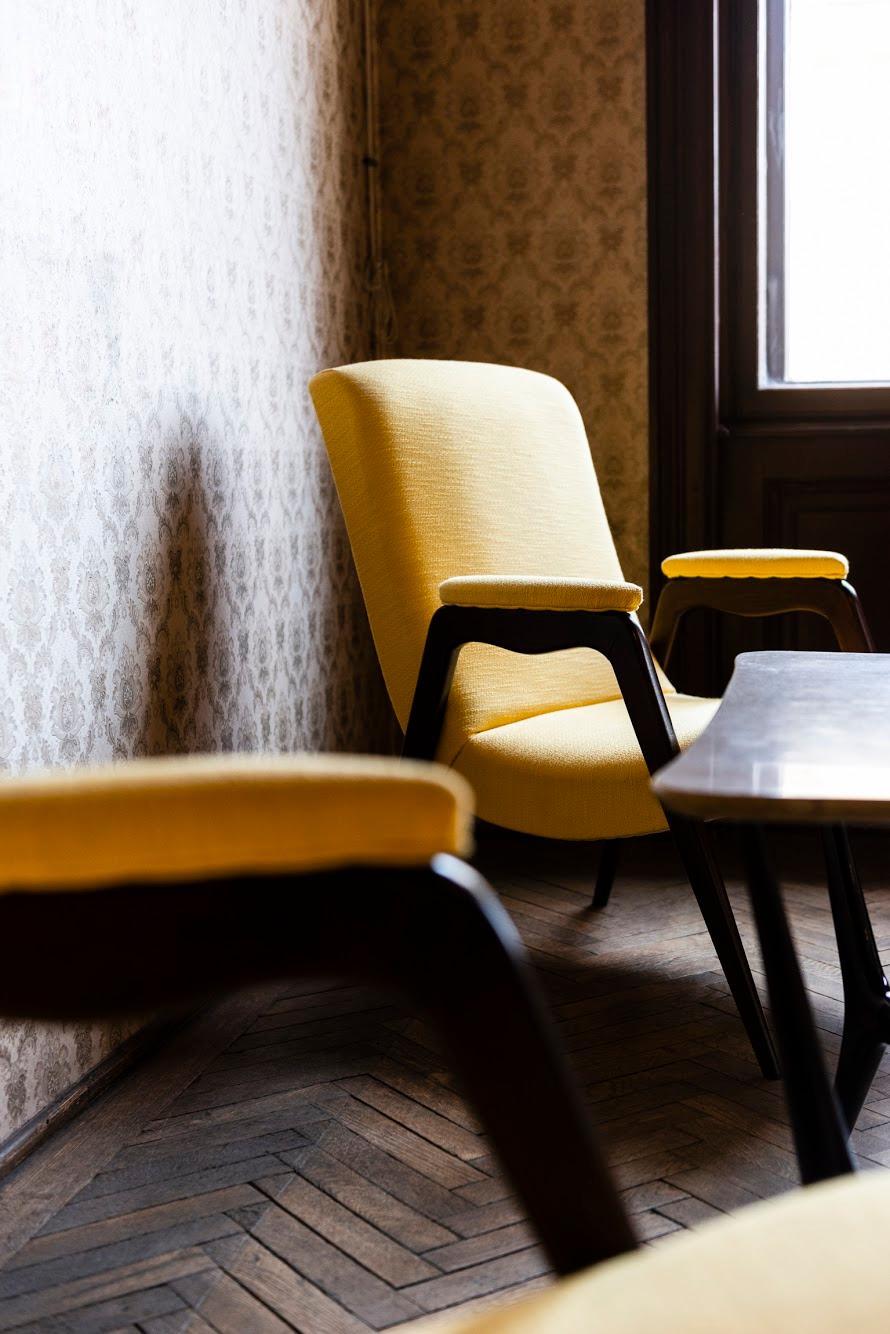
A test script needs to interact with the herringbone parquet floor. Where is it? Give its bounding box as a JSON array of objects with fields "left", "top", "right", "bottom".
[{"left": 2, "top": 828, "right": 889, "bottom": 1332}]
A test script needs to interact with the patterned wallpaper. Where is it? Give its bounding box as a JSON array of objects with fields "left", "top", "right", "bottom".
[
  {"left": 376, "top": 0, "right": 650, "bottom": 592},
  {"left": 0, "top": 0, "right": 390, "bottom": 1143}
]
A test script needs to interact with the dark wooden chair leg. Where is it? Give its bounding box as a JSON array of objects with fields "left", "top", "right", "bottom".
[
  {"left": 822, "top": 582, "right": 875, "bottom": 653},
  {"left": 374, "top": 856, "right": 638, "bottom": 1274},
  {"left": 402, "top": 604, "right": 778, "bottom": 1078},
  {"left": 740, "top": 826, "right": 854, "bottom": 1183},
  {"left": 605, "top": 617, "right": 779, "bottom": 1081},
  {"left": 591, "top": 840, "right": 620, "bottom": 909},
  {"left": 822, "top": 826, "right": 890, "bottom": 1131},
  {"left": 0, "top": 859, "right": 639, "bottom": 1276},
  {"left": 669, "top": 817, "right": 779, "bottom": 1079}
]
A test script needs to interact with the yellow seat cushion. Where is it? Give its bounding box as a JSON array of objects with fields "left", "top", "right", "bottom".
[
  {"left": 662, "top": 548, "right": 849, "bottom": 580},
  {"left": 452, "top": 694, "right": 719, "bottom": 841},
  {"left": 439, "top": 576, "right": 643, "bottom": 614},
  {"left": 439, "top": 1168, "right": 890, "bottom": 1334},
  {"left": 0, "top": 754, "right": 473, "bottom": 891}
]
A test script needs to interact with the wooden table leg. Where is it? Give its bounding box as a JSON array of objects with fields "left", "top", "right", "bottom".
[
  {"left": 739, "top": 825, "right": 853, "bottom": 1183},
  {"left": 822, "top": 826, "right": 890, "bottom": 1132}
]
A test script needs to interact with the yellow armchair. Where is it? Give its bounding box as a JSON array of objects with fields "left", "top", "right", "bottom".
[
  {"left": 309, "top": 359, "right": 786, "bottom": 1075},
  {"left": 308, "top": 359, "right": 868, "bottom": 1077},
  {"left": 0, "top": 750, "right": 622, "bottom": 1278}
]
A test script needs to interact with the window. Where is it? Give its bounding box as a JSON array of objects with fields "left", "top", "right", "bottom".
[
  {"left": 647, "top": 0, "right": 890, "bottom": 674},
  {"left": 763, "top": 0, "right": 890, "bottom": 386}
]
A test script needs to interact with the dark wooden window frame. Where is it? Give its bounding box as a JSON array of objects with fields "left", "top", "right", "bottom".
[
  {"left": 647, "top": 0, "right": 890, "bottom": 684},
  {"left": 723, "top": 0, "right": 890, "bottom": 420}
]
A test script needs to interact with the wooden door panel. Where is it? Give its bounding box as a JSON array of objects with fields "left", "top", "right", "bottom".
[{"left": 722, "top": 437, "right": 890, "bottom": 661}]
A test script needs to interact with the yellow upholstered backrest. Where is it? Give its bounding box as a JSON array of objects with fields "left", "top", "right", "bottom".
[{"left": 310, "top": 359, "right": 655, "bottom": 762}]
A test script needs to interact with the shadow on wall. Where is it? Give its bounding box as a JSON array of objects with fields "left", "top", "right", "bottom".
[
  {"left": 131, "top": 414, "right": 399, "bottom": 760},
  {"left": 136, "top": 423, "right": 228, "bottom": 756}
]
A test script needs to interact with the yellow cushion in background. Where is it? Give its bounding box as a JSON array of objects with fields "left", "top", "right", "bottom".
[
  {"left": 436, "top": 1168, "right": 890, "bottom": 1334},
  {"left": 0, "top": 754, "right": 473, "bottom": 891},
  {"left": 439, "top": 576, "right": 643, "bottom": 614},
  {"left": 661, "top": 548, "right": 849, "bottom": 580},
  {"left": 453, "top": 694, "right": 719, "bottom": 841}
]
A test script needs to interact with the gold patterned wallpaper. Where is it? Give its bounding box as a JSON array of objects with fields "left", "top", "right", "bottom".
[
  {"left": 0, "top": 0, "right": 390, "bottom": 1143},
  {"left": 376, "top": 0, "right": 650, "bottom": 592}
]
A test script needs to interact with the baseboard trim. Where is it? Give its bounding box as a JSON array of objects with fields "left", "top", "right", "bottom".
[{"left": 0, "top": 1013, "right": 188, "bottom": 1181}]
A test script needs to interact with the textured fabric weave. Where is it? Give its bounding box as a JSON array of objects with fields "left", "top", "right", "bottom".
[
  {"left": 440, "top": 1168, "right": 890, "bottom": 1334},
  {"left": 309, "top": 360, "right": 648, "bottom": 771},
  {"left": 0, "top": 754, "right": 472, "bottom": 891},
  {"left": 453, "top": 694, "right": 719, "bottom": 840},
  {"left": 439, "top": 575, "right": 643, "bottom": 613},
  {"left": 309, "top": 359, "right": 700, "bottom": 839},
  {"left": 662, "top": 548, "right": 848, "bottom": 580}
]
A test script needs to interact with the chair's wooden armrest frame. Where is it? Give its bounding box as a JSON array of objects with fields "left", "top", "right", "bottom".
[
  {"left": 402, "top": 604, "right": 678, "bottom": 775},
  {"left": 649, "top": 576, "right": 874, "bottom": 674},
  {"left": 405, "top": 605, "right": 780, "bottom": 1081}
]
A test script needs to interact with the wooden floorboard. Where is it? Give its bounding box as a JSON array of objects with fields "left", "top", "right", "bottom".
[{"left": 2, "top": 827, "right": 889, "bottom": 1330}]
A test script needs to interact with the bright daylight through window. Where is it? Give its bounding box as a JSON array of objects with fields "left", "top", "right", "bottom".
[{"left": 762, "top": 0, "right": 890, "bottom": 384}]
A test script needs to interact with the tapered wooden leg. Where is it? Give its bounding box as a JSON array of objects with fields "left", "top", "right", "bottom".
[
  {"left": 0, "top": 859, "right": 638, "bottom": 1276},
  {"left": 670, "top": 817, "right": 779, "bottom": 1080},
  {"left": 822, "top": 826, "right": 890, "bottom": 1132},
  {"left": 602, "top": 614, "right": 779, "bottom": 1081},
  {"left": 591, "top": 840, "right": 620, "bottom": 909},
  {"left": 835, "top": 1029, "right": 885, "bottom": 1136},
  {"left": 823, "top": 581, "right": 875, "bottom": 653},
  {"left": 390, "top": 856, "right": 637, "bottom": 1274},
  {"left": 739, "top": 826, "right": 853, "bottom": 1183}
]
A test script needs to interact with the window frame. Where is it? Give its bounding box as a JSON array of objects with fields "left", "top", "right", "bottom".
[
  {"left": 647, "top": 0, "right": 890, "bottom": 689},
  {"left": 720, "top": 0, "right": 890, "bottom": 423}
]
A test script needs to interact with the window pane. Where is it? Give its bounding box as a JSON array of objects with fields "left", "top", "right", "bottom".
[{"left": 767, "top": 0, "right": 890, "bottom": 384}]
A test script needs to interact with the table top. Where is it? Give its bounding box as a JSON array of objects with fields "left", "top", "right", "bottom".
[{"left": 652, "top": 651, "right": 890, "bottom": 825}]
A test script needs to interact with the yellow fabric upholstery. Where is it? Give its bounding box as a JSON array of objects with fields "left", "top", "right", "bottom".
[
  {"left": 0, "top": 754, "right": 473, "bottom": 892},
  {"left": 309, "top": 361, "right": 647, "bottom": 781},
  {"left": 310, "top": 359, "right": 690, "bottom": 839},
  {"left": 453, "top": 694, "right": 719, "bottom": 841},
  {"left": 439, "top": 575, "right": 643, "bottom": 614},
  {"left": 662, "top": 548, "right": 849, "bottom": 580},
  {"left": 439, "top": 1168, "right": 890, "bottom": 1334}
]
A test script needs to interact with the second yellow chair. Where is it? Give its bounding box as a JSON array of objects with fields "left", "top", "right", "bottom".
[{"left": 309, "top": 359, "right": 870, "bottom": 1077}]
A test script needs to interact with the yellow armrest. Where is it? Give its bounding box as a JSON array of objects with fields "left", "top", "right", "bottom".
[
  {"left": 0, "top": 754, "right": 473, "bottom": 892},
  {"left": 661, "top": 548, "right": 848, "bottom": 580},
  {"left": 438, "top": 575, "right": 643, "bottom": 613}
]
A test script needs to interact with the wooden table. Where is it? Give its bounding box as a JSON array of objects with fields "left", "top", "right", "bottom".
[{"left": 653, "top": 651, "right": 890, "bottom": 1184}]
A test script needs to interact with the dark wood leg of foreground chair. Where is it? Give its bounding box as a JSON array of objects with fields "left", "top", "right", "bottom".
[
  {"left": 0, "top": 856, "right": 637, "bottom": 1277},
  {"left": 591, "top": 840, "right": 620, "bottom": 909},
  {"left": 404, "top": 603, "right": 779, "bottom": 1079},
  {"left": 821, "top": 826, "right": 890, "bottom": 1133},
  {"left": 395, "top": 856, "right": 638, "bottom": 1272},
  {"left": 740, "top": 826, "right": 854, "bottom": 1183}
]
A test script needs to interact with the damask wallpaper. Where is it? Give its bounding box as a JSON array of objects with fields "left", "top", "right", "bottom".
[
  {"left": 0, "top": 0, "right": 390, "bottom": 1142},
  {"left": 376, "top": 0, "right": 650, "bottom": 592}
]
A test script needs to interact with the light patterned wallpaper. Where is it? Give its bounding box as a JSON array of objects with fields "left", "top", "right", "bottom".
[
  {"left": 0, "top": 0, "right": 651, "bottom": 1148},
  {"left": 0, "top": 0, "right": 390, "bottom": 1143},
  {"left": 376, "top": 0, "right": 650, "bottom": 592}
]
